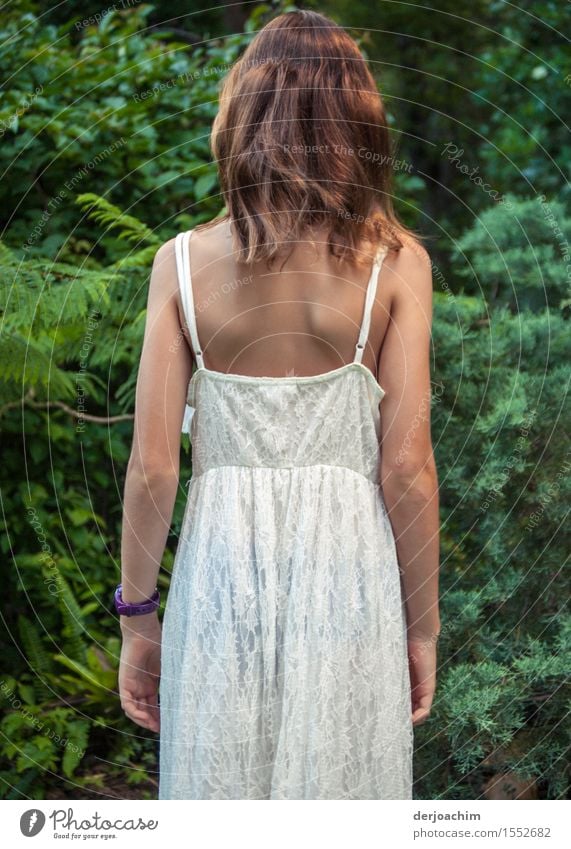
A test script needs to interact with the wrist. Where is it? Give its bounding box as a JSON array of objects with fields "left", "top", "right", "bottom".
[
  {"left": 114, "top": 583, "right": 159, "bottom": 618},
  {"left": 407, "top": 620, "right": 441, "bottom": 642},
  {"left": 406, "top": 607, "right": 440, "bottom": 640},
  {"left": 120, "top": 610, "right": 160, "bottom": 637}
]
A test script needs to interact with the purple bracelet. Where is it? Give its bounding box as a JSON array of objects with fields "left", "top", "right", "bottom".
[{"left": 114, "top": 584, "right": 160, "bottom": 616}]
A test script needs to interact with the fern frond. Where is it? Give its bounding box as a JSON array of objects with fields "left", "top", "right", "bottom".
[
  {"left": 61, "top": 720, "right": 89, "bottom": 778},
  {"left": 75, "top": 194, "right": 159, "bottom": 245},
  {"left": 16, "top": 615, "right": 53, "bottom": 700},
  {"left": 109, "top": 243, "right": 159, "bottom": 272},
  {"left": 45, "top": 565, "right": 87, "bottom": 663},
  {"left": 0, "top": 334, "right": 77, "bottom": 398}
]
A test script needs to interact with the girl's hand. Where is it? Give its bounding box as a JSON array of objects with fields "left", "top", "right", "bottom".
[
  {"left": 119, "top": 613, "right": 162, "bottom": 733},
  {"left": 407, "top": 631, "right": 438, "bottom": 727}
]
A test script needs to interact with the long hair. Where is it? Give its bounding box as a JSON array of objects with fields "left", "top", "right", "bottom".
[{"left": 204, "top": 9, "right": 419, "bottom": 267}]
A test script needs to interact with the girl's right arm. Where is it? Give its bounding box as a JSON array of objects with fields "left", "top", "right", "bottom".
[{"left": 377, "top": 239, "right": 441, "bottom": 724}]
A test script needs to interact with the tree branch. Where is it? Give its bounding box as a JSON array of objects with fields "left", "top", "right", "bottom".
[{"left": 0, "top": 394, "right": 133, "bottom": 424}]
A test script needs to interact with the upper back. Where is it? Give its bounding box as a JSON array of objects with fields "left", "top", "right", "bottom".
[{"left": 175, "top": 219, "right": 396, "bottom": 382}]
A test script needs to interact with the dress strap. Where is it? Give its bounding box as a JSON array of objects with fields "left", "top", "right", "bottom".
[
  {"left": 174, "top": 229, "right": 205, "bottom": 369},
  {"left": 353, "top": 244, "right": 389, "bottom": 365}
]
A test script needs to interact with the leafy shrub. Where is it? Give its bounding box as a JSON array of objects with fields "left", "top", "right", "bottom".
[
  {"left": 416, "top": 198, "right": 570, "bottom": 799},
  {"left": 0, "top": 2, "right": 568, "bottom": 801}
]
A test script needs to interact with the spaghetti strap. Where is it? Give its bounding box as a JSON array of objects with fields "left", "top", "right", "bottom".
[
  {"left": 353, "top": 244, "right": 389, "bottom": 365},
  {"left": 175, "top": 231, "right": 388, "bottom": 371},
  {"left": 175, "top": 230, "right": 205, "bottom": 370}
]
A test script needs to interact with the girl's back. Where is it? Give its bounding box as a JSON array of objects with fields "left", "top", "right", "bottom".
[
  {"left": 179, "top": 218, "right": 394, "bottom": 382},
  {"left": 158, "top": 219, "right": 415, "bottom": 800},
  {"left": 118, "top": 8, "right": 440, "bottom": 802}
]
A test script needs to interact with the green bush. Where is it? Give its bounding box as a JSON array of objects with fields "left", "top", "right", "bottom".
[
  {"left": 0, "top": 0, "right": 277, "bottom": 800},
  {"left": 0, "top": 0, "right": 234, "bottom": 258},
  {"left": 1, "top": 1, "right": 568, "bottom": 801},
  {"left": 418, "top": 199, "right": 570, "bottom": 799}
]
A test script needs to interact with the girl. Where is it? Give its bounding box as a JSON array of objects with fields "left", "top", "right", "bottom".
[{"left": 118, "top": 9, "right": 440, "bottom": 800}]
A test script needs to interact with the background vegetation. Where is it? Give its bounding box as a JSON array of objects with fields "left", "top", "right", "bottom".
[{"left": 0, "top": 0, "right": 569, "bottom": 800}]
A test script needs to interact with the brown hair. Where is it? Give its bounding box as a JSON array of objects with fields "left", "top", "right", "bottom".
[{"left": 205, "top": 9, "right": 419, "bottom": 267}]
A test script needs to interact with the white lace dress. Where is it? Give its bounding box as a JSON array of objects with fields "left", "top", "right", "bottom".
[{"left": 158, "top": 231, "right": 413, "bottom": 800}]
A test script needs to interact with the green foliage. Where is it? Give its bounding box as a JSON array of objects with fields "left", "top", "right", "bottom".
[
  {"left": 75, "top": 194, "right": 158, "bottom": 247},
  {"left": 0, "top": 0, "right": 234, "bottom": 799},
  {"left": 0, "top": 0, "right": 232, "bottom": 259},
  {"left": 416, "top": 200, "right": 570, "bottom": 799},
  {"left": 313, "top": 0, "right": 570, "bottom": 257},
  {"left": 453, "top": 195, "right": 571, "bottom": 310},
  {"left": 0, "top": 241, "right": 112, "bottom": 407},
  {"left": 1, "top": 0, "right": 568, "bottom": 803},
  {"left": 472, "top": 0, "right": 571, "bottom": 203}
]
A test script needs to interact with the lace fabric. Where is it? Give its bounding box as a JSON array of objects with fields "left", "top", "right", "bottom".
[{"left": 158, "top": 231, "right": 413, "bottom": 799}]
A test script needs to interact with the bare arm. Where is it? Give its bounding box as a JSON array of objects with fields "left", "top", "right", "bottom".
[
  {"left": 117, "top": 239, "right": 192, "bottom": 732},
  {"left": 377, "top": 242, "right": 440, "bottom": 642},
  {"left": 120, "top": 238, "right": 192, "bottom": 610}
]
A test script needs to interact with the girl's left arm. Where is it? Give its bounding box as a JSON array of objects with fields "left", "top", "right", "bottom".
[
  {"left": 119, "top": 238, "right": 192, "bottom": 615},
  {"left": 117, "top": 239, "right": 192, "bottom": 732}
]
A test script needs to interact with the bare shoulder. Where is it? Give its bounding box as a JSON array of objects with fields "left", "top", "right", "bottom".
[
  {"left": 194, "top": 217, "right": 234, "bottom": 260},
  {"left": 147, "top": 237, "right": 180, "bottom": 299},
  {"left": 384, "top": 234, "right": 433, "bottom": 301},
  {"left": 149, "top": 221, "right": 230, "bottom": 301},
  {"left": 388, "top": 234, "right": 431, "bottom": 275},
  {"left": 152, "top": 237, "right": 178, "bottom": 270}
]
